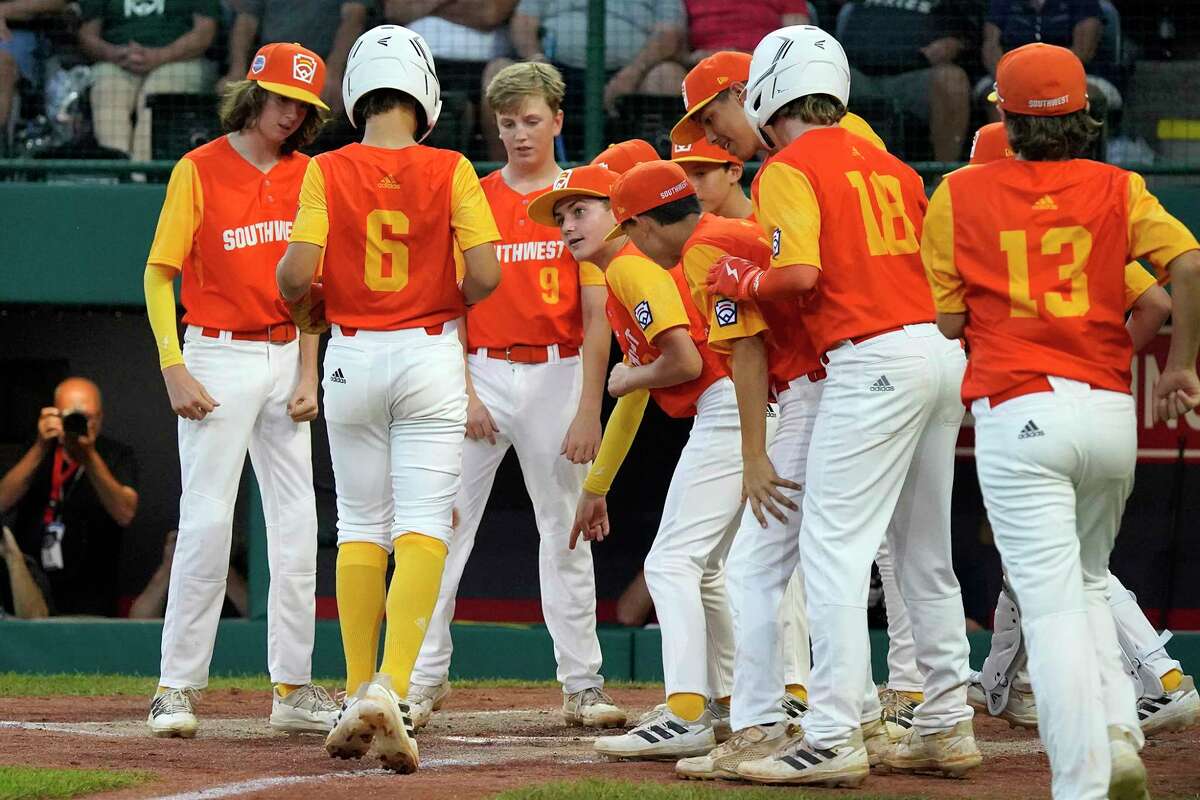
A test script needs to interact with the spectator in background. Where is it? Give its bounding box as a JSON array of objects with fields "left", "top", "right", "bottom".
[
  {"left": 1, "top": 524, "right": 51, "bottom": 619},
  {"left": 982, "top": 1, "right": 1118, "bottom": 117},
  {"left": 840, "top": 0, "right": 973, "bottom": 162},
  {"left": 0, "top": 1, "right": 67, "bottom": 142},
  {"left": 78, "top": 0, "right": 218, "bottom": 161},
  {"left": 385, "top": 0, "right": 518, "bottom": 156},
  {"left": 0, "top": 378, "right": 139, "bottom": 616},
  {"left": 130, "top": 529, "right": 248, "bottom": 619},
  {"left": 683, "top": 0, "right": 809, "bottom": 63},
  {"left": 218, "top": 0, "right": 370, "bottom": 115},
  {"left": 486, "top": 0, "right": 687, "bottom": 159}
]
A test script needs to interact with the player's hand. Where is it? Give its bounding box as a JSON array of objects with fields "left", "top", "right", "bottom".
[
  {"left": 162, "top": 364, "right": 220, "bottom": 421},
  {"left": 1152, "top": 367, "right": 1200, "bottom": 422},
  {"left": 707, "top": 255, "right": 764, "bottom": 301},
  {"left": 287, "top": 378, "right": 319, "bottom": 423},
  {"left": 561, "top": 411, "right": 601, "bottom": 464},
  {"left": 278, "top": 284, "right": 330, "bottom": 335},
  {"left": 570, "top": 490, "right": 609, "bottom": 550},
  {"left": 465, "top": 393, "right": 499, "bottom": 444},
  {"left": 37, "top": 407, "right": 63, "bottom": 449},
  {"left": 742, "top": 452, "right": 801, "bottom": 528},
  {"left": 607, "top": 363, "right": 637, "bottom": 397}
]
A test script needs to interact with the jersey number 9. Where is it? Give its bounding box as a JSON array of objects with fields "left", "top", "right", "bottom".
[{"left": 365, "top": 209, "right": 410, "bottom": 292}]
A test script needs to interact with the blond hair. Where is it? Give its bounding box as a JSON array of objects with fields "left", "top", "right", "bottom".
[
  {"left": 772, "top": 94, "right": 846, "bottom": 127},
  {"left": 486, "top": 62, "right": 566, "bottom": 114}
]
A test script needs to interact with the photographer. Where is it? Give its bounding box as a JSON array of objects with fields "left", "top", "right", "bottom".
[{"left": 0, "top": 377, "right": 139, "bottom": 616}]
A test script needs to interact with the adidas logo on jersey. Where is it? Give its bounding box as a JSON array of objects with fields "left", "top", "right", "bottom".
[
  {"left": 1018, "top": 419, "right": 1045, "bottom": 439},
  {"left": 1033, "top": 194, "right": 1058, "bottom": 210},
  {"left": 870, "top": 375, "right": 894, "bottom": 392},
  {"left": 377, "top": 174, "right": 402, "bottom": 190},
  {"left": 330, "top": 368, "right": 347, "bottom": 384}
]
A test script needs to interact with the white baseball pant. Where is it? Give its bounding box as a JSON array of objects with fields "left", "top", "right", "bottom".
[
  {"left": 160, "top": 327, "right": 317, "bottom": 689},
  {"left": 973, "top": 377, "right": 1141, "bottom": 800},
  {"left": 801, "top": 324, "right": 973, "bottom": 749},
  {"left": 876, "top": 538, "right": 923, "bottom": 693},
  {"left": 411, "top": 350, "right": 603, "bottom": 693},
  {"left": 323, "top": 324, "right": 467, "bottom": 550}
]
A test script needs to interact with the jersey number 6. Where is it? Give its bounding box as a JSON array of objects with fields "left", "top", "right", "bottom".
[{"left": 365, "top": 209, "right": 410, "bottom": 292}]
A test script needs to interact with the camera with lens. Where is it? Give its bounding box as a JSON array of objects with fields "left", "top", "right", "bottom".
[{"left": 61, "top": 410, "right": 88, "bottom": 438}]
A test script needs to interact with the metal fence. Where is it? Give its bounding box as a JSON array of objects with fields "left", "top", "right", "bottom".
[{"left": 0, "top": 0, "right": 1197, "bottom": 178}]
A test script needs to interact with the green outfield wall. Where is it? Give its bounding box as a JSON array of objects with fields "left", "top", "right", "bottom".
[{"left": 1, "top": 619, "right": 1197, "bottom": 683}]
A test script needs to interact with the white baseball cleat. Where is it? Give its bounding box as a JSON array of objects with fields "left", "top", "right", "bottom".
[
  {"left": 737, "top": 729, "right": 869, "bottom": 788},
  {"left": 862, "top": 717, "right": 899, "bottom": 767},
  {"left": 879, "top": 719, "right": 982, "bottom": 778},
  {"left": 147, "top": 687, "right": 200, "bottom": 738},
  {"left": 675, "top": 722, "right": 790, "bottom": 780},
  {"left": 781, "top": 694, "right": 809, "bottom": 723},
  {"left": 355, "top": 675, "right": 419, "bottom": 774},
  {"left": 593, "top": 705, "right": 717, "bottom": 761},
  {"left": 325, "top": 682, "right": 375, "bottom": 761},
  {"left": 405, "top": 681, "right": 451, "bottom": 731},
  {"left": 1138, "top": 675, "right": 1200, "bottom": 737},
  {"left": 269, "top": 683, "right": 340, "bottom": 734},
  {"left": 563, "top": 687, "right": 626, "bottom": 728},
  {"left": 967, "top": 671, "right": 1038, "bottom": 729},
  {"left": 878, "top": 687, "right": 919, "bottom": 740},
  {"left": 1108, "top": 726, "right": 1149, "bottom": 800}
]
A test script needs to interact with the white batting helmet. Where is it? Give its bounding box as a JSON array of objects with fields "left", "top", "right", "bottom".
[
  {"left": 743, "top": 26, "right": 851, "bottom": 148},
  {"left": 343, "top": 24, "right": 442, "bottom": 140}
]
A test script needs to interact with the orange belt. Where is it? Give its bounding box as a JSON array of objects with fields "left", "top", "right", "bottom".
[
  {"left": 989, "top": 375, "right": 1054, "bottom": 408},
  {"left": 201, "top": 323, "right": 296, "bottom": 343},
  {"left": 821, "top": 324, "right": 909, "bottom": 363},
  {"left": 469, "top": 344, "right": 581, "bottom": 364},
  {"left": 338, "top": 322, "right": 446, "bottom": 338}
]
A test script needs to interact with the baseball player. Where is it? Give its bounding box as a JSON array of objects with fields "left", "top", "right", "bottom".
[
  {"left": 276, "top": 24, "right": 502, "bottom": 774},
  {"left": 923, "top": 42, "right": 1200, "bottom": 798},
  {"left": 405, "top": 61, "right": 621, "bottom": 732},
  {"left": 529, "top": 162, "right": 748, "bottom": 760},
  {"left": 709, "top": 26, "right": 979, "bottom": 787},
  {"left": 958, "top": 122, "right": 1199, "bottom": 739},
  {"left": 143, "top": 42, "right": 338, "bottom": 739},
  {"left": 672, "top": 49, "right": 930, "bottom": 760}
]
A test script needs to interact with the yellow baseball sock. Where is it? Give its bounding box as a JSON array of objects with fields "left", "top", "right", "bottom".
[
  {"left": 379, "top": 533, "right": 448, "bottom": 698},
  {"left": 275, "top": 683, "right": 304, "bottom": 698},
  {"left": 667, "top": 692, "right": 707, "bottom": 722},
  {"left": 1161, "top": 669, "right": 1183, "bottom": 693},
  {"left": 715, "top": 695, "right": 731, "bottom": 707},
  {"left": 899, "top": 690, "right": 924, "bottom": 702},
  {"left": 336, "top": 542, "right": 388, "bottom": 694},
  {"left": 786, "top": 684, "right": 808, "bottom": 703}
]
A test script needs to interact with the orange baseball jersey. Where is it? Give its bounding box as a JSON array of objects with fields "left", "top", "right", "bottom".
[
  {"left": 754, "top": 127, "right": 934, "bottom": 355},
  {"left": 147, "top": 136, "right": 307, "bottom": 330},
  {"left": 605, "top": 242, "right": 727, "bottom": 418},
  {"left": 924, "top": 159, "right": 1200, "bottom": 402},
  {"left": 679, "top": 214, "right": 822, "bottom": 389},
  {"left": 465, "top": 171, "right": 605, "bottom": 349},
  {"left": 289, "top": 142, "right": 500, "bottom": 330}
]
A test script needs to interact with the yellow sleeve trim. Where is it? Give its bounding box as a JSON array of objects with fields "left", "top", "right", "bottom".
[
  {"left": 1123, "top": 261, "right": 1158, "bottom": 311},
  {"left": 583, "top": 389, "right": 650, "bottom": 495},
  {"left": 607, "top": 254, "right": 691, "bottom": 343},
  {"left": 922, "top": 180, "right": 966, "bottom": 313},
  {"left": 579, "top": 261, "right": 606, "bottom": 287},
  {"left": 1126, "top": 171, "right": 1200, "bottom": 272},
  {"left": 758, "top": 162, "right": 822, "bottom": 270},
  {"left": 144, "top": 264, "right": 183, "bottom": 369},
  {"left": 451, "top": 156, "right": 502, "bottom": 252},
  {"left": 146, "top": 157, "right": 202, "bottom": 269},
  {"left": 683, "top": 243, "right": 768, "bottom": 351},
  {"left": 290, "top": 158, "right": 330, "bottom": 247}
]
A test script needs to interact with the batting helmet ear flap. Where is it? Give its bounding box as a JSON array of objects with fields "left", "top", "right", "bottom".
[{"left": 343, "top": 24, "right": 443, "bottom": 141}]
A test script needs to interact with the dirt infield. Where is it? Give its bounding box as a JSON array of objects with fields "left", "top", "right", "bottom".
[{"left": 1, "top": 686, "right": 1198, "bottom": 799}]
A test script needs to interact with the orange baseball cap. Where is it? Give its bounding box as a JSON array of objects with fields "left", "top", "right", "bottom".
[
  {"left": 605, "top": 161, "right": 697, "bottom": 241},
  {"left": 990, "top": 43, "right": 1086, "bottom": 117},
  {"left": 247, "top": 42, "right": 329, "bottom": 110},
  {"left": 671, "top": 51, "right": 751, "bottom": 145},
  {"left": 671, "top": 138, "right": 742, "bottom": 166},
  {"left": 527, "top": 165, "right": 620, "bottom": 227},
  {"left": 969, "top": 122, "right": 1014, "bottom": 164},
  {"left": 591, "top": 139, "right": 660, "bottom": 175}
]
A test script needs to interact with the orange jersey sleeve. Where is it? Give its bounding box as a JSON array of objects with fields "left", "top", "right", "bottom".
[
  {"left": 304, "top": 143, "right": 500, "bottom": 331},
  {"left": 464, "top": 171, "right": 591, "bottom": 349},
  {"left": 756, "top": 127, "right": 934, "bottom": 355},
  {"left": 604, "top": 243, "right": 726, "bottom": 418},
  {"left": 149, "top": 137, "right": 305, "bottom": 330}
]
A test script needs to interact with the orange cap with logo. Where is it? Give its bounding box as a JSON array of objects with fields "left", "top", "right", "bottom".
[
  {"left": 591, "top": 139, "right": 661, "bottom": 175},
  {"left": 527, "top": 165, "right": 621, "bottom": 227},
  {"left": 605, "top": 161, "right": 697, "bottom": 241},
  {"left": 990, "top": 43, "right": 1086, "bottom": 117},
  {"left": 671, "top": 138, "right": 742, "bottom": 166},
  {"left": 671, "top": 51, "right": 751, "bottom": 145},
  {"left": 968, "top": 122, "right": 1014, "bottom": 164},
  {"left": 247, "top": 41, "right": 329, "bottom": 110}
]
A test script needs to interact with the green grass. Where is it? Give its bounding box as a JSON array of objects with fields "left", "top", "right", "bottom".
[
  {"left": 0, "top": 766, "right": 151, "bottom": 800},
  {"left": 493, "top": 780, "right": 931, "bottom": 800},
  {"left": 0, "top": 673, "right": 662, "bottom": 697}
]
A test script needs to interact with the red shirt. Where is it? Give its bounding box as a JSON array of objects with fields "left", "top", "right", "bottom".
[{"left": 684, "top": 0, "right": 811, "bottom": 53}]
